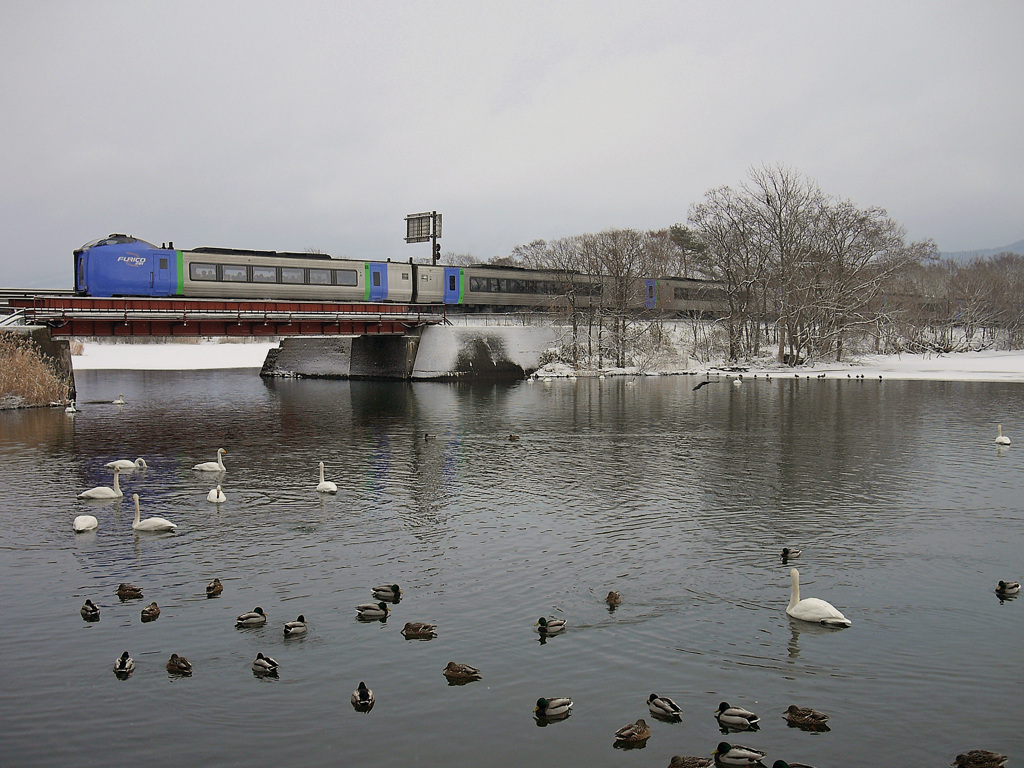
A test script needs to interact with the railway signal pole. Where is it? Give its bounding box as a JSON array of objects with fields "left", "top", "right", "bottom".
[{"left": 404, "top": 211, "right": 442, "bottom": 265}]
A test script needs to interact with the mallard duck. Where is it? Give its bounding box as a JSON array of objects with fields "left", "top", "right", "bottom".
[
  {"left": 534, "top": 697, "right": 573, "bottom": 717},
  {"left": 206, "top": 578, "right": 223, "bottom": 597},
  {"left": 78, "top": 466, "right": 123, "bottom": 499},
  {"left": 508, "top": 433, "right": 520, "bottom": 441},
  {"left": 235, "top": 606, "right": 267, "bottom": 626},
  {"left": 356, "top": 602, "right": 389, "bottom": 620},
  {"left": 193, "top": 448, "right": 227, "bottom": 472},
  {"left": 442, "top": 661, "right": 481, "bottom": 681},
  {"left": 668, "top": 757, "right": 712, "bottom": 768},
  {"left": 995, "top": 580, "right": 1020, "bottom": 597},
  {"left": 116, "top": 583, "right": 143, "bottom": 600},
  {"left": 206, "top": 485, "right": 226, "bottom": 503},
  {"left": 284, "top": 615, "right": 307, "bottom": 637},
  {"left": 140, "top": 601, "right": 160, "bottom": 622},
  {"left": 648, "top": 692, "right": 683, "bottom": 719},
  {"left": 252, "top": 652, "right": 279, "bottom": 676},
  {"left": 166, "top": 653, "right": 192, "bottom": 675},
  {"left": 786, "top": 568, "right": 851, "bottom": 627},
  {"left": 713, "top": 742, "right": 767, "bottom": 766},
  {"left": 781, "top": 547, "right": 802, "bottom": 561},
  {"left": 351, "top": 681, "right": 374, "bottom": 711},
  {"left": 402, "top": 622, "right": 437, "bottom": 639},
  {"left": 536, "top": 616, "right": 566, "bottom": 634},
  {"left": 614, "top": 718, "right": 651, "bottom": 743},
  {"left": 606, "top": 591, "right": 622, "bottom": 606},
  {"left": 771, "top": 761, "right": 817, "bottom": 768},
  {"left": 783, "top": 704, "right": 829, "bottom": 730},
  {"left": 371, "top": 584, "right": 401, "bottom": 601},
  {"left": 80, "top": 599, "right": 100, "bottom": 621},
  {"left": 715, "top": 701, "right": 760, "bottom": 731},
  {"left": 953, "top": 749, "right": 1009, "bottom": 768},
  {"left": 113, "top": 650, "right": 134, "bottom": 677}
]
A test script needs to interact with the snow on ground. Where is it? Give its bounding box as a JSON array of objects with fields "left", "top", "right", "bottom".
[{"left": 69, "top": 339, "right": 1024, "bottom": 382}]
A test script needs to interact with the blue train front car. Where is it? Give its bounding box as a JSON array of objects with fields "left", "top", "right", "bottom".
[{"left": 75, "top": 234, "right": 178, "bottom": 297}]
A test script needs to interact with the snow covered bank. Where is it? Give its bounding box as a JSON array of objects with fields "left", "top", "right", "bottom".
[{"left": 69, "top": 339, "right": 1024, "bottom": 382}]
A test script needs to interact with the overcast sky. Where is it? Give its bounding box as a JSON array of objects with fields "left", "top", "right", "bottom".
[{"left": 2, "top": 1, "right": 1022, "bottom": 288}]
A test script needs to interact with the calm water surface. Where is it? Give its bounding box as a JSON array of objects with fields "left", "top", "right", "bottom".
[{"left": 1, "top": 370, "right": 1022, "bottom": 767}]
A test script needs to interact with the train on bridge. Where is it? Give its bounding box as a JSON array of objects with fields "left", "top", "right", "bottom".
[{"left": 74, "top": 234, "right": 725, "bottom": 315}]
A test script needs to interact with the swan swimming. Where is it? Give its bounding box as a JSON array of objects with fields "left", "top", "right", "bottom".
[
  {"left": 112, "top": 394, "right": 126, "bottom": 405},
  {"left": 995, "top": 424, "right": 1011, "bottom": 445},
  {"left": 207, "top": 485, "right": 226, "bottom": 503},
  {"left": 78, "top": 466, "right": 123, "bottom": 499},
  {"left": 317, "top": 461, "right": 338, "bottom": 494},
  {"left": 104, "top": 457, "right": 147, "bottom": 471},
  {"left": 131, "top": 493, "right": 177, "bottom": 532},
  {"left": 786, "top": 568, "right": 851, "bottom": 627},
  {"left": 193, "top": 448, "right": 227, "bottom": 472},
  {"left": 73, "top": 514, "right": 98, "bottom": 532},
  {"left": 65, "top": 401, "right": 78, "bottom": 413}
]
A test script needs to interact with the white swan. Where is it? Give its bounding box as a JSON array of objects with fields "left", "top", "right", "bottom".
[
  {"left": 131, "top": 493, "right": 177, "bottom": 532},
  {"left": 786, "top": 568, "right": 851, "bottom": 627},
  {"left": 207, "top": 485, "right": 226, "bottom": 503},
  {"left": 996, "top": 424, "right": 1011, "bottom": 445},
  {"left": 105, "top": 457, "right": 148, "bottom": 470},
  {"left": 73, "top": 514, "right": 98, "bottom": 532},
  {"left": 78, "top": 466, "right": 123, "bottom": 499},
  {"left": 317, "top": 461, "right": 338, "bottom": 494},
  {"left": 65, "top": 401, "right": 78, "bottom": 413},
  {"left": 112, "top": 394, "right": 126, "bottom": 405},
  {"left": 193, "top": 448, "right": 227, "bottom": 472}
]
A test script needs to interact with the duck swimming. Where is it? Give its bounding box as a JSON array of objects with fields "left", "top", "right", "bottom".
[
  {"left": 252, "top": 652, "right": 279, "bottom": 676},
  {"left": 402, "top": 622, "right": 437, "bottom": 640},
  {"left": 953, "top": 749, "right": 1009, "bottom": 768},
  {"left": 141, "top": 602, "right": 160, "bottom": 622},
  {"left": 80, "top": 599, "right": 100, "bottom": 621},
  {"left": 783, "top": 704, "right": 829, "bottom": 730},
  {"left": 647, "top": 693, "right": 683, "bottom": 720},
  {"left": 356, "top": 602, "right": 389, "bottom": 620},
  {"left": 371, "top": 584, "right": 401, "bottom": 601},
  {"left": 113, "top": 650, "right": 134, "bottom": 677},
  {"left": 284, "top": 615, "right": 307, "bottom": 637},
  {"left": 534, "top": 697, "right": 573, "bottom": 718},
  {"left": 116, "top": 583, "right": 143, "bottom": 600},
  {"left": 713, "top": 742, "right": 767, "bottom": 766},
  {"left": 667, "top": 757, "right": 713, "bottom": 768},
  {"left": 236, "top": 606, "right": 267, "bottom": 626},
  {"left": 442, "top": 661, "right": 481, "bottom": 682},
  {"left": 166, "top": 653, "right": 192, "bottom": 675},
  {"left": 995, "top": 580, "right": 1020, "bottom": 597},
  {"left": 351, "top": 681, "right": 374, "bottom": 712},
  {"left": 715, "top": 701, "right": 760, "bottom": 731},
  {"left": 206, "top": 578, "right": 223, "bottom": 597},
  {"left": 614, "top": 718, "right": 651, "bottom": 744},
  {"left": 605, "top": 591, "right": 622, "bottom": 606},
  {"left": 536, "top": 616, "right": 566, "bottom": 634}
]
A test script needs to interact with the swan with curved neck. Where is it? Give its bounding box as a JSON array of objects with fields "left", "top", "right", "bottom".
[
  {"left": 193, "top": 448, "right": 227, "bottom": 472},
  {"left": 317, "top": 461, "right": 338, "bottom": 494},
  {"left": 131, "top": 493, "right": 177, "bottom": 532},
  {"left": 105, "top": 457, "right": 148, "bottom": 470},
  {"left": 786, "top": 568, "right": 851, "bottom": 627},
  {"left": 78, "top": 466, "right": 123, "bottom": 499}
]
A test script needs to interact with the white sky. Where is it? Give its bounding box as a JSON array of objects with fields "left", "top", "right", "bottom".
[{"left": 2, "top": 1, "right": 1022, "bottom": 288}]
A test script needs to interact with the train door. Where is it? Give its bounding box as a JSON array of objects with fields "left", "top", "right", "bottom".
[
  {"left": 443, "top": 267, "right": 463, "bottom": 304},
  {"left": 644, "top": 279, "right": 657, "bottom": 310},
  {"left": 367, "top": 263, "right": 388, "bottom": 301},
  {"left": 151, "top": 250, "right": 174, "bottom": 296}
]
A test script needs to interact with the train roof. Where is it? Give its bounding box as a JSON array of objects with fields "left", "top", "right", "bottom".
[
  {"left": 76, "top": 234, "right": 159, "bottom": 253},
  {"left": 190, "top": 246, "right": 333, "bottom": 260}
]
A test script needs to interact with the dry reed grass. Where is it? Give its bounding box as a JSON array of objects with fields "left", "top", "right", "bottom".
[{"left": 0, "top": 333, "right": 71, "bottom": 408}]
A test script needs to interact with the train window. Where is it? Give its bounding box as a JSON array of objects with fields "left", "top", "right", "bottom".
[
  {"left": 281, "top": 267, "right": 304, "bottom": 284},
  {"left": 222, "top": 265, "right": 248, "bottom": 282},
  {"left": 468, "top": 277, "right": 482, "bottom": 292},
  {"left": 335, "top": 269, "right": 357, "bottom": 286},
  {"left": 159, "top": 258, "right": 168, "bottom": 269},
  {"left": 252, "top": 266, "right": 277, "bottom": 283},
  {"left": 401, "top": 272, "right": 409, "bottom": 281},
  {"left": 450, "top": 275, "right": 458, "bottom": 291},
  {"left": 647, "top": 284, "right": 655, "bottom": 298},
  {"left": 190, "top": 263, "right": 217, "bottom": 281},
  {"left": 372, "top": 271, "right": 381, "bottom": 287},
  {"left": 308, "top": 268, "right": 331, "bottom": 285},
  {"left": 488, "top": 278, "right": 500, "bottom": 292}
]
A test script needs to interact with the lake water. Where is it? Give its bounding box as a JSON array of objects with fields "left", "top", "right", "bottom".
[{"left": 1, "top": 369, "right": 1021, "bottom": 767}]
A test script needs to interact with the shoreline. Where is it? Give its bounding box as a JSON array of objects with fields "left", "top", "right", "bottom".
[{"left": 65, "top": 340, "right": 1024, "bottom": 382}]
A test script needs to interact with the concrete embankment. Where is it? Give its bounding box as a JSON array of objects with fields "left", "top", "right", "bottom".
[{"left": 260, "top": 325, "right": 555, "bottom": 380}]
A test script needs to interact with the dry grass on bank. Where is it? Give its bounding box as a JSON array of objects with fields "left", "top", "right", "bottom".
[{"left": 0, "top": 333, "right": 71, "bottom": 408}]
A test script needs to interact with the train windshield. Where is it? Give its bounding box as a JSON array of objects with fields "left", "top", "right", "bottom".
[{"left": 78, "top": 234, "right": 159, "bottom": 251}]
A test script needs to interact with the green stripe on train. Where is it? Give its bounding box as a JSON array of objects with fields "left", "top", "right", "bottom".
[{"left": 176, "top": 251, "right": 184, "bottom": 295}]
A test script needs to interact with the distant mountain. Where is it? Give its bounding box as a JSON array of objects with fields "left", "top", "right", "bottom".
[{"left": 941, "top": 239, "right": 1024, "bottom": 262}]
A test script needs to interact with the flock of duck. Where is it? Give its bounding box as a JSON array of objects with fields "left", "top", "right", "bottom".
[{"left": 69, "top": 430, "right": 1016, "bottom": 767}]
